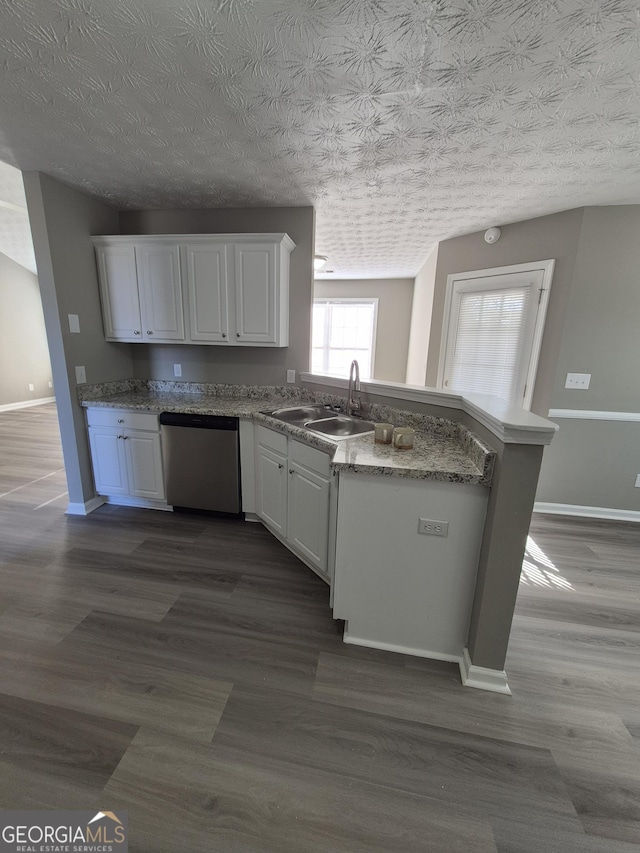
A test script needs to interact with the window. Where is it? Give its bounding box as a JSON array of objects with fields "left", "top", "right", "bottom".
[
  {"left": 312, "top": 298, "right": 378, "bottom": 380},
  {"left": 438, "top": 261, "right": 554, "bottom": 408}
]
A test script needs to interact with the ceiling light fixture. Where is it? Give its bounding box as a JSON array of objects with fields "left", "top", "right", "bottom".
[
  {"left": 314, "top": 255, "right": 328, "bottom": 271},
  {"left": 484, "top": 227, "right": 501, "bottom": 244}
]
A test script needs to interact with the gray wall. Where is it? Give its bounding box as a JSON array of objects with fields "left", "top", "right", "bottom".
[
  {"left": 426, "top": 208, "right": 585, "bottom": 416},
  {"left": 0, "top": 251, "right": 52, "bottom": 407},
  {"left": 313, "top": 278, "right": 414, "bottom": 383},
  {"left": 24, "top": 172, "right": 130, "bottom": 506},
  {"left": 536, "top": 205, "right": 640, "bottom": 512},
  {"left": 120, "top": 207, "right": 314, "bottom": 386}
]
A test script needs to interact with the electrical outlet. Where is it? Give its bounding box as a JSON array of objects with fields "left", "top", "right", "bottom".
[
  {"left": 68, "top": 313, "right": 80, "bottom": 333},
  {"left": 418, "top": 518, "right": 449, "bottom": 537},
  {"left": 75, "top": 365, "right": 86, "bottom": 384},
  {"left": 173, "top": 363, "right": 182, "bottom": 378},
  {"left": 635, "top": 474, "right": 640, "bottom": 488},
  {"left": 565, "top": 372, "right": 591, "bottom": 389},
  {"left": 286, "top": 369, "right": 296, "bottom": 383},
  {"left": 28, "top": 383, "right": 34, "bottom": 392}
]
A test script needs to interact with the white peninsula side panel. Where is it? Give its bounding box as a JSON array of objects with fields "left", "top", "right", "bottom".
[{"left": 332, "top": 472, "right": 488, "bottom": 662}]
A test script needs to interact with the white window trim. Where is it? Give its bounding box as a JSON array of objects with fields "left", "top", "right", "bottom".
[
  {"left": 436, "top": 259, "right": 555, "bottom": 410},
  {"left": 312, "top": 297, "right": 379, "bottom": 380}
]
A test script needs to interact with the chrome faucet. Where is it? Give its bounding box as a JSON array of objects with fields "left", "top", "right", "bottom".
[{"left": 347, "top": 359, "right": 361, "bottom": 417}]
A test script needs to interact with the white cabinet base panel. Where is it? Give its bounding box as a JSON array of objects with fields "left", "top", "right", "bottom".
[
  {"left": 332, "top": 473, "right": 488, "bottom": 663},
  {"left": 101, "top": 495, "right": 172, "bottom": 511}
]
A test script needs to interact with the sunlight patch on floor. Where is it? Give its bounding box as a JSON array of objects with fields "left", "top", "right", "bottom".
[{"left": 520, "top": 536, "right": 574, "bottom": 590}]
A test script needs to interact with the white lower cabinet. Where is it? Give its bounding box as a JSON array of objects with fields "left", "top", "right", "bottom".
[
  {"left": 86, "top": 408, "right": 166, "bottom": 506},
  {"left": 255, "top": 425, "right": 332, "bottom": 580}
]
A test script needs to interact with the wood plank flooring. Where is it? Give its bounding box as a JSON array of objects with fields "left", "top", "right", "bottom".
[{"left": 0, "top": 403, "right": 639, "bottom": 851}]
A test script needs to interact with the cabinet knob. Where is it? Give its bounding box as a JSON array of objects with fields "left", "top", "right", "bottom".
[
  {"left": 134, "top": 330, "right": 141, "bottom": 335},
  {"left": 117, "top": 434, "right": 124, "bottom": 439},
  {"left": 147, "top": 330, "right": 153, "bottom": 335},
  {"left": 236, "top": 333, "right": 240, "bottom": 337},
  {"left": 122, "top": 435, "right": 129, "bottom": 440},
  {"left": 222, "top": 333, "right": 226, "bottom": 338},
  {"left": 278, "top": 463, "right": 283, "bottom": 469},
  {"left": 289, "top": 469, "right": 294, "bottom": 475},
  {"left": 117, "top": 419, "right": 124, "bottom": 423}
]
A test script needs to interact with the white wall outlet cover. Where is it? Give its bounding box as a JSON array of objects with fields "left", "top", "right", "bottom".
[
  {"left": 565, "top": 372, "right": 591, "bottom": 389},
  {"left": 68, "top": 313, "right": 80, "bottom": 333},
  {"left": 418, "top": 518, "right": 449, "bottom": 536},
  {"left": 28, "top": 383, "right": 35, "bottom": 391},
  {"left": 75, "top": 365, "right": 86, "bottom": 384},
  {"left": 286, "top": 369, "right": 296, "bottom": 383},
  {"left": 173, "top": 363, "right": 182, "bottom": 377}
]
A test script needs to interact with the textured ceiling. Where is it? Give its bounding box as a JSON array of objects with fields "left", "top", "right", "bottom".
[{"left": 0, "top": 0, "right": 639, "bottom": 278}]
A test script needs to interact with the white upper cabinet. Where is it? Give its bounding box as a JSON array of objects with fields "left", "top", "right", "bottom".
[
  {"left": 95, "top": 244, "right": 142, "bottom": 341},
  {"left": 136, "top": 243, "right": 185, "bottom": 342},
  {"left": 93, "top": 233, "right": 295, "bottom": 348},
  {"left": 183, "top": 243, "right": 229, "bottom": 343},
  {"left": 235, "top": 242, "right": 278, "bottom": 344}
]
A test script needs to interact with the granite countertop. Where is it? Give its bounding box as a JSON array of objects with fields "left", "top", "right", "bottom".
[{"left": 80, "top": 380, "right": 495, "bottom": 486}]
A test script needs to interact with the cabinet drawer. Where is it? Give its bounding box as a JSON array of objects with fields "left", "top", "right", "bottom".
[
  {"left": 290, "top": 438, "right": 331, "bottom": 478},
  {"left": 86, "top": 408, "right": 159, "bottom": 431},
  {"left": 256, "top": 424, "right": 288, "bottom": 456}
]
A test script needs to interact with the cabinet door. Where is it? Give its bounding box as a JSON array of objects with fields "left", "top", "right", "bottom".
[
  {"left": 234, "top": 242, "right": 277, "bottom": 344},
  {"left": 95, "top": 245, "right": 142, "bottom": 341},
  {"left": 136, "top": 244, "right": 185, "bottom": 342},
  {"left": 255, "top": 444, "right": 288, "bottom": 536},
  {"left": 123, "top": 430, "right": 165, "bottom": 501},
  {"left": 288, "top": 461, "right": 331, "bottom": 574},
  {"left": 183, "top": 244, "right": 230, "bottom": 342},
  {"left": 88, "top": 427, "right": 129, "bottom": 495}
]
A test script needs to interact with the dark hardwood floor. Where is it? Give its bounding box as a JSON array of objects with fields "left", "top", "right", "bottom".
[{"left": 1, "top": 403, "right": 639, "bottom": 851}]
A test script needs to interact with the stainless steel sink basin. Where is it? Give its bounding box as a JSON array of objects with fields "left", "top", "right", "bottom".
[
  {"left": 262, "top": 404, "right": 332, "bottom": 425},
  {"left": 304, "top": 415, "right": 375, "bottom": 439}
]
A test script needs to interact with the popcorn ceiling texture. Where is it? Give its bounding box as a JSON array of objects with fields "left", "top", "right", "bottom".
[{"left": 0, "top": 1, "right": 639, "bottom": 278}]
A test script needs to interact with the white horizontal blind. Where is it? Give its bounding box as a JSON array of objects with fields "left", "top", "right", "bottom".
[
  {"left": 448, "top": 286, "right": 531, "bottom": 402},
  {"left": 311, "top": 299, "right": 377, "bottom": 380}
]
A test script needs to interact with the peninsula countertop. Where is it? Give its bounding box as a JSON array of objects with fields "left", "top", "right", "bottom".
[{"left": 80, "top": 381, "right": 495, "bottom": 486}]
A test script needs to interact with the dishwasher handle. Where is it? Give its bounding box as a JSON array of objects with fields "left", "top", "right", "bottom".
[{"left": 159, "top": 412, "right": 239, "bottom": 431}]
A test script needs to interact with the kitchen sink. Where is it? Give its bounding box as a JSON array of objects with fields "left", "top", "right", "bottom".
[
  {"left": 304, "top": 415, "right": 375, "bottom": 439},
  {"left": 262, "top": 406, "right": 375, "bottom": 439},
  {"left": 262, "top": 404, "right": 333, "bottom": 425}
]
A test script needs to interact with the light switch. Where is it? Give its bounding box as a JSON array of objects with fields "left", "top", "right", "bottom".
[
  {"left": 565, "top": 373, "right": 591, "bottom": 389},
  {"left": 68, "top": 314, "right": 80, "bottom": 333},
  {"left": 173, "top": 363, "right": 182, "bottom": 377},
  {"left": 286, "top": 369, "right": 296, "bottom": 383},
  {"left": 75, "top": 365, "right": 86, "bottom": 384}
]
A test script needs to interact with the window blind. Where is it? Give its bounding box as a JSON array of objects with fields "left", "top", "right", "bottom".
[{"left": 447, "top": 287, "right": 531, "bottom": 402}]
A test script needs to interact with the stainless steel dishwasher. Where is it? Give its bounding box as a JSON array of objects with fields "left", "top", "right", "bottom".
[{"left": 159, "top": 412, "right": 241, "bottom": 514}]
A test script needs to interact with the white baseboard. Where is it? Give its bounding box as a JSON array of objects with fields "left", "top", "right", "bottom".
[
  {"left": 459, "top": 648, "right": 512, "bottom": 695},
  {"left": 0, "top": 396, "right": 55, "bottom": 413},
  {"left": 243, "top": 512, "right": 261, "bottom": 522},
  {"left": 65, "top": 496, "right": 105, "bottom": 516},
  {"left": 534, "top": 502, "right": 640, "bottom": 523},
  {"left": 342, "top": 627, "right": 462, "bottom": 665}
]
